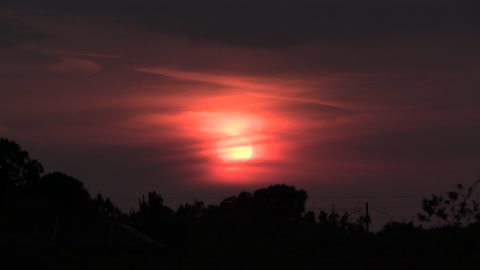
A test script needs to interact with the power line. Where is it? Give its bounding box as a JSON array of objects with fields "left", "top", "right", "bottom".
[
  {"left": 108, "top": 195, "right": 426, "bottom": 200},
  {"left": 308, "top": 195, "right": 423, "bottom": 199}
]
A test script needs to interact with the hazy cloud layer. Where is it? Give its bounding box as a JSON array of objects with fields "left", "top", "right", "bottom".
[{"left": 1, "top": 1, "right": 479, "bottom": 215}]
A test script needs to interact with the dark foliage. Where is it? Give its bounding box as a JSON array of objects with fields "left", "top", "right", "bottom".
[
  {"left": 418, "top": 178, "right": 480, "bottom": 227},
  {"left": 1, "top": 137, "right": 480, "bottom": 269},
  {"left": 0, "top": 138, "right": 43, "bottom": 196}
]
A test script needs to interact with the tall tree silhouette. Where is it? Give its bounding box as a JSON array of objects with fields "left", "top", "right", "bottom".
[
  {"left": 139, "top": 191, "right": 164, "bottom": 215},
  {"left": 131, "top": 191, "right": 175, "bottom": 244},
  {"left": 0, "top": 138, "right": 43, "bottom": 196}
]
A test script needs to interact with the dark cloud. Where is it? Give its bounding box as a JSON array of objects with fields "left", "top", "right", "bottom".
[
  {"left": 303, "top": 123, "right": 480, "bottom": 165},
  {"left": 2, "top": 0, "right": 480, "bottom": 217},
  {"left": 5, "top": 0, "right": 480, "bottom": 47},
  {"left": 0, "top": 20, "right": 50, "bottom": 46},
  {"left": 263, "top": 99, "right": 357, "bottom": 120}
]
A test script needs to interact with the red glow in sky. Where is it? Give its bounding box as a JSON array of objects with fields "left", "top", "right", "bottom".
[
  {"left": 217, "top": 135, "right": 253, "bottom": 163},
  {"left": 2, "top": 1, "right": 480, "bottom": 218}
]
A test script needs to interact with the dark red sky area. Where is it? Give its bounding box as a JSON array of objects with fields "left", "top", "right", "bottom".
[{"left": 1, "top": 1, "right": 480, "bottom": 226}]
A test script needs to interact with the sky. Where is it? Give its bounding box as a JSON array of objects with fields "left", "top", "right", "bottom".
[{"left": 1, "top": 1, "right": 480, "bottom": 225}]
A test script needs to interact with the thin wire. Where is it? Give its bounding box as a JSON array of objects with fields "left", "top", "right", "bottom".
[{"left": 109, "top": 195, "right": 426, "bottom": 200}]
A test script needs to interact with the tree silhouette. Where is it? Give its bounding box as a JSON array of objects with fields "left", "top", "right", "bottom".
[
  {"left": 139, "top": 191, "right": 164, "bottom": 215},
  {"left": 0, "top": 138, "right": 43, "bottom": 196},
  {"left": 177, "top": 200, "right": 207, "bottom": 221},
  {"left": 35, "top": 172, "right": 91, "bottom": 213},
  {"left": 253, "top": 184, "right": 307, "bottom": 224},
  {"left": 131, "top": 191, "right": 175, "bottom": 244},
  {"left": 3, "top": 137, "right": 480, "bottom": 269},
  {"left": 92, "top": 193, "right": 122, "bottom": 219},
  {"left": 418, "top": 178, "right": 480, "bottom": 227},
  {"left": 317, "top": 207, "right": 365, "bottom": 232}
]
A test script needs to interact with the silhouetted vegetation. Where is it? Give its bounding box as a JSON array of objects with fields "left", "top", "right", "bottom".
[
  {"left": 1, "top": 137, "right": 480, "bottom": 269},
  {"left": 418, "top": 180, "right": 480, "bottom": 227}
]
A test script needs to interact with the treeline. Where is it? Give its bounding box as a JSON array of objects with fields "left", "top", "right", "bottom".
[{"left": 1, "top": 137, "right": 480, "bottom": 269}]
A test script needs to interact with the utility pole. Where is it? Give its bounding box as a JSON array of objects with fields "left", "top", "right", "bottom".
[{"left": 365, "top": 202, "right": 370, "bottom": 233}]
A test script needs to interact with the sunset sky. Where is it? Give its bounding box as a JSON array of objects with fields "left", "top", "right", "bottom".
[{"left": 1, "top": 1, "right": 480, "bottom": 224}]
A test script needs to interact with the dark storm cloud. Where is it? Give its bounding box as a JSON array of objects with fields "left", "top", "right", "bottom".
[{"left": 5, "top": 0, "right": 480, "bottom": 47}]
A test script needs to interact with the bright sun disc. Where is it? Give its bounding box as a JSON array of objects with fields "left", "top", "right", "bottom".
[{"left": 217, "top": 135, "right": 253, "bottom": 163}]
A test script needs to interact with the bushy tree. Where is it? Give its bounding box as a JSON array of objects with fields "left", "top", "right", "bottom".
[
  {"left": 253, "top": 184, "right": 308, "bottom": 223},
  {"left": 0, "top": 138, "right": 43, "bottom": 195}
]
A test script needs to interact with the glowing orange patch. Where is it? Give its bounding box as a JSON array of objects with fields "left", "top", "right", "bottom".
[{"left": 217, "top": 135, "right": 253, "bottom": 163}]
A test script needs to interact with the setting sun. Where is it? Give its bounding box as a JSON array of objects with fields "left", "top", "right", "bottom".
[{"left": 217, "top": 135, "right": 253, "bottom": 163}]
